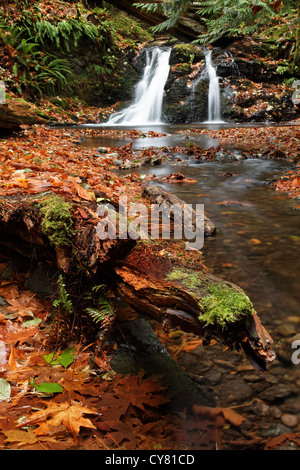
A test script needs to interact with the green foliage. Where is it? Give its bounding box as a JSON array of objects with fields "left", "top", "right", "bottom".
[
  {"left": 38, "top": 194, "right": 73, "bottom": 247},
  {"left": 53, "top": 275, "right": 73, "bottom": 317},
  {"left": 0, "top": 22, "right": 71, "bottom": 97},
  {"left": 194, "top": 0, "right": 277, "bottom": 44},
  {"left": 167, "top": 267, "right": 253, "bottom": 330},
  {"left": 43, "top": 346, "right": 76, "bottom": 368},
  {"left": 133, "top": 0, "right": 191, "bottom": 33},
  {"left": 85, "top": 285, "right": 114, "bottom": 327}
]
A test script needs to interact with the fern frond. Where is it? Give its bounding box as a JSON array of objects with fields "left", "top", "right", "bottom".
[{"left": 85, "top": 307, "right": 106, "bottom": 324}]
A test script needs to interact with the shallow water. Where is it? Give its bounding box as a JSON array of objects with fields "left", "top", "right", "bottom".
[{"left": 137, "top": 157, "right": 300, "bottom": 331}]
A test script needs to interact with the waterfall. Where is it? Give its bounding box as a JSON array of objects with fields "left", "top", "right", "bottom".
[
  {"left": 204, "top": 50, "right": 223, "bottom": 123},
  {"left": 107, "top": 47, "right": 171, "bottom": 126}
]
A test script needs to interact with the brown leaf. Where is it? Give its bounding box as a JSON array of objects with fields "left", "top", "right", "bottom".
[
  {"left": 193, "top": 404, "right": 245, "bottom": 427},
  {"left": 17, "top": 400, "right": 98, "bottom": 445},
  {"left": 3, "top": 429, "right": 38, "bottom": 447}
]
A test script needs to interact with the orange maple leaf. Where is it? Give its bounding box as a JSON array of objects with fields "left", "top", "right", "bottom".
[{"left": 17, "top": 400, "right": 99, "bottom": 445}]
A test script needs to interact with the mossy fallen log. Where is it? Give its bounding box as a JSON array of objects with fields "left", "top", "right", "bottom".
[
  {"left": 0, "top": 100, "right": 46, "bottom": 130},
  {"left": 0, "top": 189, "right": 275, "bottom": 371},
  {"left": 115, "top": 243, "right": 275, "bottom": 371}
]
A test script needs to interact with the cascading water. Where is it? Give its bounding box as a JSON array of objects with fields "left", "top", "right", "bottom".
[
  {"left": 107, "top": 47, "right": 171, "bottom": 126},
  {"left": 204, "top": 50, "right": 224, "bottom": 123}
]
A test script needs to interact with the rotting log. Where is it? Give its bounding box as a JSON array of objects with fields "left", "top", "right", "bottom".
[
  {"left": 0, "top": 100, "right": 46, "bottom": 131},
  {"left": 114, "top": 243, "right": 275, "bottom": 371},
  {"left": 0, "top": 189, "right": 275, "bottom": 371}
]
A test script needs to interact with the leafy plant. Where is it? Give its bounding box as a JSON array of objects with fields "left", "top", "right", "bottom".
[
  {"left": 43, "top": 347, "right": 76, "bottom": 368},
  {"left": 0, "top": 24, "right": 71, "bottom": 97},
  {"left": 29, "top": 379, "right": 63, "bottom": 394},
  {"left": 53, "top": 275, "right": 73, "bottom": 317},
  {"left": 133, "top": 0, "right": 191, "bottom": 33},
  {"left": 85, "top": 285, "right": 114, "bottom": 327}
]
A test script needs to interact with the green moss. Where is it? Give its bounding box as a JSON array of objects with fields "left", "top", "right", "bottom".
[
  {"left": 173, "top": 44, "right": 196, "bottom": 64},
  {"left": 198, "top": 284, "right": 253, "bottom": 330},
  {"left": 167, "top": 267, "right": 253, "bottom": 330},
  {"left": 38, "top": 194, "right": 73, "bottom": 247}
]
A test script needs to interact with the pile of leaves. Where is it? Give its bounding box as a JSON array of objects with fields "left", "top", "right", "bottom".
[{"left": 0, "top": 123, "right": 244, "bottom": 450}]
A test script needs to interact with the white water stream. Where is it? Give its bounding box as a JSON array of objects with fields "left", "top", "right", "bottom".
[{"left": 107, "top": 47, "right": 171, "bottom": 126}]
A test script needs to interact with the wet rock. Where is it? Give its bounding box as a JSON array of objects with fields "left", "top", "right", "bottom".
[
  {"left": 26, "top": 263, "right": 57, "bottom": 298},
  {"left": 259, "top": 384, "right": 296, "bottom": 403},
  {"left": 106, "top": 152, "right": 120, "bottom": 159},
  {"left": 214, "top": 151, "right": 239, "bottom": 163},
  {"left": 250, "top": 401, "right": 270, "bottom": 417},
  {"left": 219, "top": 378, "right": 254, "bottom": 405},
  {"left": 110, "top": 318, "right": 215, "bottom": 411},
  {"left": 0, "top": 99, "right": 46, "bottom": 130},
  {"left": 281, "top": 413, "right": 298, "bottom": 428}
]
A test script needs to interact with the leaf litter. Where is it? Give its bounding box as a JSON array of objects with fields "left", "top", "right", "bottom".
[{"left": 0, "top": 124, "right": 299, "bottom": 450}]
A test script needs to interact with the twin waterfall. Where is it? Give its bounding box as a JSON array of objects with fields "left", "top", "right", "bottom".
[{"left": 107, "top": 47, "right": 223, "bottom": 126}]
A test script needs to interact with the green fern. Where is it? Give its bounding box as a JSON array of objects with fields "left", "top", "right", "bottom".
[
  {"left": 85, "top": 284, "right": 114, "bottom": 326},
  {"left": 86, "top": 293, "right": 114, "bottom": 326},
  {"left": 53, "top": 275, "right": 73, "bottom": 316},
  {"left": 194, "top": 0, "right": 279, "bottom": 44}
]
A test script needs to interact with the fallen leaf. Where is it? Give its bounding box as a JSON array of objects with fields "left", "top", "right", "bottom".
[
  {"left": 3, "top": 429, "right": 38, "bottom": 447},
  {"left": 17, "top": 400, "right": 98, "bottom": 445},
  {"left": 249, "top": 238, "right": 261, "bottom": 245}
]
